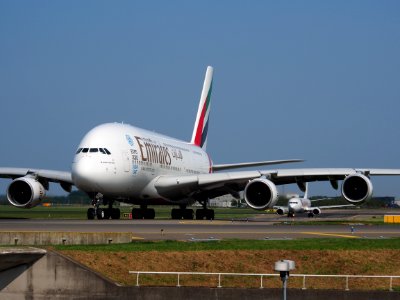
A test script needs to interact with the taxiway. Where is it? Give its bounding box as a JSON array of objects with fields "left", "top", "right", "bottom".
[{"left": 0, "top": 218, "right": 398, "bottom": 241}]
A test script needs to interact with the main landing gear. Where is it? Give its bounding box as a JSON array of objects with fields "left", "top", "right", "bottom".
[
  {"left": 171, "top": 206, "right": 194, "bottom": 220},
  {"left": 87, "top": 193, "right": 121, "bottom": 220},
  {"left": 169, "top": 202, "right": 214, "bottom": 220},
  {"left": 131, "top": 205, "right": 155, "bottom": 219},
  {"left": 196, "top": 199, "right": 214, "bottom": 220},
  {"left": 195, "top": 208, "right": 214, "bottom": 220}
]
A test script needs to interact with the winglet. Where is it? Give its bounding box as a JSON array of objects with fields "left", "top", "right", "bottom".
[{"left": 191, "top": 66, "right": 213, "bottom": 150}]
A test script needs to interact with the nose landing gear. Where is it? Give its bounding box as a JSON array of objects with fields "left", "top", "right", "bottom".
[{"left": 87, "top": 193, "right": 121, "bottom": 220}]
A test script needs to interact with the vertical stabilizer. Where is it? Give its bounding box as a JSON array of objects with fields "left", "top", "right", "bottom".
[
  {"left": 191, "top": 66, "right": 213, "bottom": 150},
  {"left": 304, "top": 182, "right": 309, "bottom": 199}
]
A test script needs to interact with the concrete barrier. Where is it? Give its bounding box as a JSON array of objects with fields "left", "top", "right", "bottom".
[
  {"left": 0, "top": 247, "right": 46, "bottom": 291},
  {"left": 0, "top": 231, "right": 134, "bottom": 245}
]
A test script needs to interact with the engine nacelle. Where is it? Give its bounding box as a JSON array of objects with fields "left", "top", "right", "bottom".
[
  {"left": 276, "top": 207, "right": 288, "bottom": 215},
  {"left": 7, "top": 177, "right": 46, "bottom": 208},
  {"left": 341, "top": 174, "right": 373, "bottom": 205},
  {"left": 244, "top": 178, "right": 278, "bottom": 210},
  {"left": 312, "top": 207, "right": 321, "bottom": 215}
]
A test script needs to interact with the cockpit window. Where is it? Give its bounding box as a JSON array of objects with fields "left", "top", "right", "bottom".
[{"left": 80, "top": 147, "right": 110, "bottom": 154}]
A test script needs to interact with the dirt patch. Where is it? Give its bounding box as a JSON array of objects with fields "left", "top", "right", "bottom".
[{"left": 59, "top": 249, "right": 400, "bottom": 290}]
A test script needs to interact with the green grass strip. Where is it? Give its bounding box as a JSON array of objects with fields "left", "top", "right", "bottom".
[{"left": 54, "top": 237, "right": 400, "bottom": 252}]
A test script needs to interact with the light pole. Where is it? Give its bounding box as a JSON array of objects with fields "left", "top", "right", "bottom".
[{"left": 274, "top": 260, "right": 295, "bottom": 300}]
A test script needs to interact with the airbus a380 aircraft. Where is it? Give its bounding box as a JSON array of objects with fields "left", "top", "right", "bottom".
[{"left": 1, "top": 66, "right": 400, "bottom": 220}]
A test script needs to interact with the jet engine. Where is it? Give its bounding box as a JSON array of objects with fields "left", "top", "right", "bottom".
[
  {"left": 276, "top": 207, "right": 288, "bottom": 215},
  {"left": 7, "top": 177, "right": 46, "bottom": 208},
  {"left": 244, "top": 178, "right": 278, "bottom": 210},
  {"left": 311, "top": 207, "right": 321, "bottom": 215},
  {"left": 341, "top": 174, "right": 373, "bottom": 205}
]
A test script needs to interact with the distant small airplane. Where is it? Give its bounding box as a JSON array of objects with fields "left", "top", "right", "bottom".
[{"left": 274, "top": 183, "right": 355, "bottom": 217}]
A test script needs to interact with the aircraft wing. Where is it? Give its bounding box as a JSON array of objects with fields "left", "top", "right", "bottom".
[
  {"left": 0, "top": 168, "right": 73, "bottom": 192},
  {"left": 154, "top": 168, "right": 400, "bottom": 201},
  {"left": 212, "top": 159, "right": 304, "bottom": 171},
  {"left": 313, "top": 204, "right": 355, "bottom": 209},
  {"left": 258, "top": 168, "right": 400, "bottom": 190}
]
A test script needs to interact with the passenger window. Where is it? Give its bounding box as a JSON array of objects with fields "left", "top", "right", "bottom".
[
  {"left": 90, "top": 148, "right": 99, "bottom": 153},
  {"left": 76, "top": 148, "right": 82, "bottom": 154},
  {"left": 82, "top": 148, "right": 89, "bottom": 153},
  {"left": 99, "top": 148, "right": 106, "bottom": 154},
  {"left": 104, "top": 148, "right": 111, "bottom": 155}
]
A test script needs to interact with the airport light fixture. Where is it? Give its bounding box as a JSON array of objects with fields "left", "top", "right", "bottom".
[{"left": 274, "top": 260, "right": 295, "bottom": 300}]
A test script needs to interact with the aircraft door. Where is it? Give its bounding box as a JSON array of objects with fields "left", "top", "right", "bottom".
[{"left": 121, "top": 151, "right": 130, "bottom": 173}]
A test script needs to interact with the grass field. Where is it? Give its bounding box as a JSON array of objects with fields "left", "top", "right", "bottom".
[
  {"left": 55, "top": 238, "right": 400, "bottom": 289},
  {"left": 53, "top": 237, "right": 400, "bottom": 252}
]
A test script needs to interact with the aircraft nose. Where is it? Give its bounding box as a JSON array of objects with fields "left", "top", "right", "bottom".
[
  {"left": 288, "top": 201, "right": 299, "bottom": 211},
  {"left": 72, "top": 157, "right": 98, "bottom": 191}
]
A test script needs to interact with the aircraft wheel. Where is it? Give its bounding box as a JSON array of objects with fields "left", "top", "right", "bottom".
[
  {"left": 132, "top": 208, "right": 143, "bottom": 219},
  {"left": 144, "top": 209, "right": 155, "bottom": 219},
  {"left": 206, "top": 209, "right": 214, "bottom": 220},
  {"left": 96, "top": 208, "right": 105, "bottom": 220},
  {"left": 171, "top": 209, "right": 181, "bottom": 220},
  {"left": 111, "top": 208, "right": 121, "bottom": 219},
  {"left": 196, "top": 209, "right": 204, "bottom": 220},
  {"left": 183, "top": 209, "right": 194, "bottom": 220},
  {"left": 103, "top": 209, "right": 111, "bottom": 219},
  {"left": 87, "top": 208, "right": 95, "bottom": 220}
]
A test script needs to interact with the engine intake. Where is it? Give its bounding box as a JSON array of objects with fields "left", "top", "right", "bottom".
[
  {"left": 244, "top": 178, "right": 278, "bottom": 210},
  {"left": 7, "top": 177, "right": 46, "bottom": 208},
  {"left": 341, "top": 174, "right": 373, "bottom": 205},
  {"left": 312, "top": 207, "right": 321, "bottom": 215},
  {"left": 276, "top": 207, "right": 288, "bottom": 215}
]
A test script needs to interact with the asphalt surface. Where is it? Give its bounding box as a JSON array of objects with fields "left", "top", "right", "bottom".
[{"left": 0, "top": 208, "right": 399, "bottom": 241}]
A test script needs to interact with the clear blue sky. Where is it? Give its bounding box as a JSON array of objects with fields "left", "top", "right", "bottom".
[{"left": 1, "top": 1, "right": 399, "bottom": 197}]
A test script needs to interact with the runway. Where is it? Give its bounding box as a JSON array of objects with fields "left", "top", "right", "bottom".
[{"left": 0, "top": 218, "right": 399, "bottom": 241}]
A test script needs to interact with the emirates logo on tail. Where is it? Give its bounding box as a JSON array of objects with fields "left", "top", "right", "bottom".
[{"left": 191, "top": 66, "right": 213, "bottom": 150}]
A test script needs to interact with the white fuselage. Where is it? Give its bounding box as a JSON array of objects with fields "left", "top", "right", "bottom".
[
  {"left": 71, "top": 123, "right": 211, "bottom": 204},
  {"left": 287, "top": 198, "right": 311, "bottom": 214}
]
